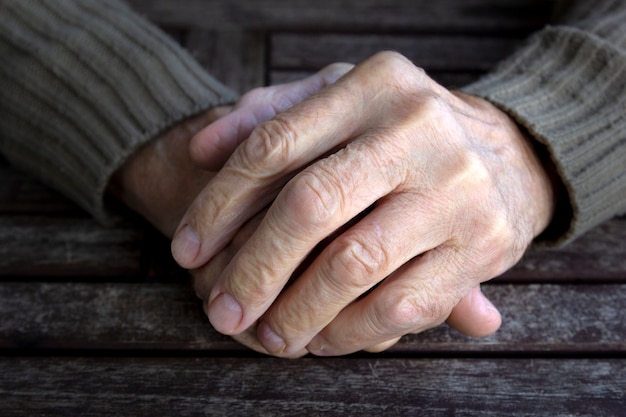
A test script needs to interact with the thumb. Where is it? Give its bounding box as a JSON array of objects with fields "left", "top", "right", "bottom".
[
  {"left": 189, "top": 63, "right": 354, "bottom": 170},
  {"left": 446, "top": 286, "right": 502, "bottom": 338}
]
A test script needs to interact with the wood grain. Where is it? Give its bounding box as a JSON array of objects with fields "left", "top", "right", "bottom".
[
  {"left": 1, "top": 282, "right": 624, "bottom": 353},
  {"left": 2, "top": 215, "right": 622, "bottom": 281},
  {"left": 185, "top": 29, "right": 266, "bottom": 94},
  {"left": 0, "top": 217, "right": 143, "bottom": 277},
  {"left": 127, "top": 0, "right": 556, "bottom": 32},
  {"left": 1, "top": 1, "right": 623, "bottom": 415},
  {"left": 1, "top": 357, "right": 624, "bottom": 416},
  {"left": 270, "top": 33, "right": 523, "bottom": 72},
  {"left": 502, "top": 217, "right": 626, "bottom": 282},
  {"left": 0, "top": 163, "right": 81, "bottom": 214}
]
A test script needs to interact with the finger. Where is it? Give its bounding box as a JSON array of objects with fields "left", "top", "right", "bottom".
[
  {"left": 363, "top": 337, "right": 401, "bottom": 353},
  {"left": 254, "top": 192, "right": 446, "bottom": 356},
  {"left": 192, "top": 250, "right": 232, "bottom": 301},
  {"left": 205, "top": 132, "right": 415, "bottom": 337},
  {"left": 201, "top": 308, "right": 308, "bottom": 358},
  {"left": 306, "top": 245, "right": 476, "bottom": 356},
  {"left": 172, "top": 53, "right": 408, "bottom": 271},
  {"left": 196, "top": 269, "right": 307, "bottom": 357},
  {"left": 190, "top": 63, "right": 354, "bottom": 170},
  {"left": 192, "top": 210, "right": 266, "bottom": 302},
  {"left": 174, "top": 85, "right": 360, "bottom": 270},
  {"left": 446, "top": 285, "right": 501, "bottom": 337}
]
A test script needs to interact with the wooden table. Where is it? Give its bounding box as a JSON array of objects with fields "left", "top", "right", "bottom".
[{"left": 1, "top": 1, "right": 625, "bottom": 415}]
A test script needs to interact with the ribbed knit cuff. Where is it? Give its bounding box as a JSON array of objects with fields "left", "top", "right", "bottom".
[
  {"left": 0, "top": 0, "right": 238, "bottom": 224},
  {"left": 462, "top": 26, "right": 626, "bottom": 245}
]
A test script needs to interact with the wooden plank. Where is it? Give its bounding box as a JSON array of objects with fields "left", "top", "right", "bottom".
[
  {"left": 0, "top": 163, "right": 82, "bottom": 215},
  {"left": 127, "top": 0, "right": 555, "bottom": 32},
  {"left": 0, "top": 282, "right": 231, "bottom": 351},
  {"left": 399, "top": 283, "right": 626, "bottom": 354},
  {"left": 503, "top": 217, "right": 626, "bottom": 282},
  {"left": 0, "top": 217, "right": 143, "bottom": 277},
  {"left": 1, "top": 357, "right": 624, "bottom": 416},
  {"left": 185, "top": 30, "right": 266, "bottom": 94},
  {"left": 270, "top": 33, "right": 523, "bottom": 72},
  {"left": 1, "top": 213, "right": 623, "bottom": 282},
  {"left": 1, "top": 283, "right": 624, "bottom": 353}
]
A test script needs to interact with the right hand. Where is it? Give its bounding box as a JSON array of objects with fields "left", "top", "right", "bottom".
[{"left": 182, "top": 61, "right": 503, "bottom": 355}]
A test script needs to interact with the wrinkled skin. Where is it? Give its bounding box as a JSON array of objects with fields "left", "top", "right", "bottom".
[
  {"left": 112, "top": 56, "right": 515, "bottom": 357},
  {"left": 169, "top": 52, "right": 555, "bottom": 357}
]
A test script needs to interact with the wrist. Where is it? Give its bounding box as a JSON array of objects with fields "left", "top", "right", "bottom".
[
  {"left": 108, "top": 107, "right": 229, "bottom": 237},
  {"left": 488, "top": 102, "right": 560, "bottom": 239},
  {"left": 455, "top": 91, "right": 558, "bottom": 238}
]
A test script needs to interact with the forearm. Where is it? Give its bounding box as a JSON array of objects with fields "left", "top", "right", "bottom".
[
  {"left": 0, "top": 0, "right": 237, "bottom": 224},
  {"left": 461, "top": 0, "right": 626, "bottom": 244}
]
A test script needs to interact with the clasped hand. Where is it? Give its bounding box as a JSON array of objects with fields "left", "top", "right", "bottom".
[{"left": 168, "top": 52, "right": 554, "bottom": 357}]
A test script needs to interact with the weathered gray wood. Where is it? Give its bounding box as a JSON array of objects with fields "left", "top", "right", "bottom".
[
  {"left": 185, "top": 30, "right": 266, "bottom": 94},
  {"left": 127, "top": 0, "right": 556, "bottom": 32},
  {"left": 0, "top": 217, "right": 143, "bottom": 277},
  {"left": 140, "top": 216, "right": 626, "bottom": 286},
  {"left": 399, "top": 283, "right": 626, "bottom": 354},
  {"left": 502, "top": 217, "right": 626, "bottom": 282},
  {"left": 1, "top": 357, "right": 624, "bottom": 416},
  {"left": 0, "top": 163, "right": 81, "bottom": 214},
  {"left": 1, "top": 283, "right": 624, "bottom": 353},
  {"left": 271, "top": 33, "right": 523, "bottom": 72},
  {"left": 2, "top": 216, "right": 621, "bottom": 281},
  {"left": 1, "top": 2, "right": 624, "bottom": 414}
]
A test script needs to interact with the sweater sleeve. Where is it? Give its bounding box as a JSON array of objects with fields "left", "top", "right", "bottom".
[
  {"left": 0, "top": 0, "right": 238, "bottom": 224},
  {"left": 461, "top": 0, "right": 626, "bottom": 245}
]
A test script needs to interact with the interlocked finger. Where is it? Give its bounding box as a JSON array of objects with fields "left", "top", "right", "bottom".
[{"left": 305, "top": 245, "right": 478, "bottom": 356}]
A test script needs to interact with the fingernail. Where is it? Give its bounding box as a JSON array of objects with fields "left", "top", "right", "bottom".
[
  {"left": 258, "top": 322, "right": 286, "bottom": 354},
  {"left": 208, "top": 293, "right": 243, "bottom": 334},
  {"left": 306, "top": 335, "right": 327, "bottom": 356},
  {"left": 484, "top": 297, "right": 499, "bottom": 314},
  {"left": 171, "top": 225, "right": 200, "bottom": 267},
  {"left": 477, "top": 289, "right": 499, "bottom": 315}
]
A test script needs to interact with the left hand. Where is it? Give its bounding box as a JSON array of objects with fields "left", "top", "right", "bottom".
[{"left": 172, "top": 51, "right": 555, "bottom": 357}]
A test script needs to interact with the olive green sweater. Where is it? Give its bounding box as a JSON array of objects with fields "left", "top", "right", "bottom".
[
  {"left": 1, "top": 0, "right": 625, "bottom": 245},
  {"left": 462, "top": 0, "right": 626, "bottom": 243},
  {"left": 0, "top": 0, "right": 237, "bottom": 222}
]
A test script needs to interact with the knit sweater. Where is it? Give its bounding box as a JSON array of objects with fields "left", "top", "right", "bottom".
[
  {"left": 462, "top": 0, "right": 626, "bottom": 243},
  {"left": 0, "top": 0, "right": 237, "bottom": 223},
  {"left": 1, "top": 0, "right": 624, "bottom": 245}
]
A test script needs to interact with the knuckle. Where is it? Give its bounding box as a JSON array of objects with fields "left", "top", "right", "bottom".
[
  {"left": 453, "top": 152, "right": 493, "bottom": 195},
  {"left": 269, "top": 296, "right": 320, "bottom": 338},
  {"left": 370, "top": 51, "right": 413, "bottom": 72},
  {"left": 283, "top": 169, "right": 342, "bottom": 231},
  {"left": 401, "top": 294, "right": 447, "bottom": 328},
  {"left": 386, "top": 297, "right": 424, "bottom": 331},
  {"left": 450, "top": 155, "right": 531, "bottom": 277},
  {"left": 371, "top": 293, "right": 427, "bottom": 334},
  {"left": 234, "top": 117, "right": 297, "bottom": 175},
  {"left": 228, "top": 256, "right": 279, "bottom": 311},
  {"left": 483, "top": 214, "right": 526, "bottom": 275},
  {"left": 368, "top": 51, "right": 427, "bottom": 89},
  {"left": 460, "top": 210, "right": 522, "bottom": 280},
  {"left": 381, "top": 284, "right": 455, "bottom": 333},
  {"left": 326, "top": 233, "right": 390, "bottom": 289},
  {"left": 411, "top": 94, "right": 457, "bottom": 137}
]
